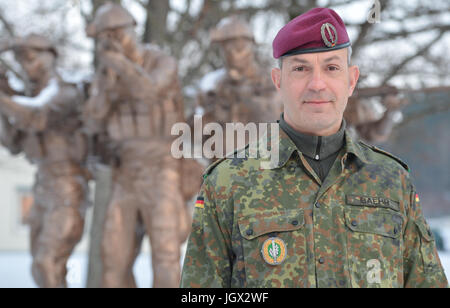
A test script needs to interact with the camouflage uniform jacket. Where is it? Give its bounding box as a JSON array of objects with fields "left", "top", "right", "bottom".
[{"left": 180, "top": 125, "right": 448, "bottom": 288}]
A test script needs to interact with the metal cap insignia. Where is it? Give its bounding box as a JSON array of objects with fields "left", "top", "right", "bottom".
[{"left": 321, "top": 23, "right": 338, "bottom": 48}]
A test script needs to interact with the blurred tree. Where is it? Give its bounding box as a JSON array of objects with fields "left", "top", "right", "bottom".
[
  {"left": 1, "top": 0, "right": 449, "bottom": 92},
  {"left": 118, "top": 0, "right": 449, "bottom": 142}
]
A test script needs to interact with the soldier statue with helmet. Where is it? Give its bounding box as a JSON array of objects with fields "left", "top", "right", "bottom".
[
  {"left": 195, "top": 15, "right": 283, "bottom": 159},
  {"left": 0, "top": 34, "right": 90, "bottom": 288},
  {"left": 84, "top": 2, "right": 198, "bottom": 288}
]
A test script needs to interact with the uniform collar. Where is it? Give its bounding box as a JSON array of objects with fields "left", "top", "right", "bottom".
[
  {"left": 260, "top": 120, "right": 368, "bottom": 169},
  {"left": 256, "top": 121, "right": 298, "bottom": 169},
  {"left": 343, "top": 132, "right": 369, "bottom": 165},
  {"left": 279, "top": 113, "right": 346, "bottom": 160}
]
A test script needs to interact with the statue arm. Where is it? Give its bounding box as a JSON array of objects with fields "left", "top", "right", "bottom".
[
  {"left": 0, "top": 91, "right": 46, "bottom": 131},
  {"left": 100, "top": 51, "right": 156, "bottom": 101},
  {"left": 0, "top": 79, "right": 85, "bottom": 132},
  {"left": 0, "top": 114, "right": 23, "bottom": 154},
  {"left": 82, "top": 71, "right": 114, "bottom": 136},
  {"left": 0, "top": 72, "right": 16, "bottom": 96},
  {"left": 149, "top": 53, "right": 178, "bottom": 94}
]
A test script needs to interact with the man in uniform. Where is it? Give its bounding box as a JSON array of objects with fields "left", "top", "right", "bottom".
[
  {"left": 195, "top": 16, "right": 282, "bottom": 158},
  {"left": 180, "top": 8, "right": 448, "bottom": 288},
  {"left": 84, "top": 3, "right": 192, "bottom": 288},
  {"left": 0, "top": 34, "right": 89, "bottom": 288}
]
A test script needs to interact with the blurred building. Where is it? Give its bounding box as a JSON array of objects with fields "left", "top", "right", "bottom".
[
  {"left": 0, "top": 148, "right": 35, "bottom": 251},
  {"left": 378, "top": 87, "right": 450, "bottom": 218}
]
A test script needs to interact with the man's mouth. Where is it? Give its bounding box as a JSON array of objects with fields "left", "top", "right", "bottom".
[{"left": 304, "top": 100, "right": 330, "bottom": 104}]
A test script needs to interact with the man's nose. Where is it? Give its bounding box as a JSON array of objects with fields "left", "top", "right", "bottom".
[{"left": 307, "top": 69, "right": 327, "bottom": 92}]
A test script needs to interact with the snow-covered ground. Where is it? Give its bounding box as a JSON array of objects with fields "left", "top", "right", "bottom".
[
  {"left": 0, "top": 249, "right": 449, "bottom": 288},
  {"left": 0, "top": 251, "right": 153, "bottom": 288},
  {"left": 0, "top": 241, "right": 188, "bottom": 288}
]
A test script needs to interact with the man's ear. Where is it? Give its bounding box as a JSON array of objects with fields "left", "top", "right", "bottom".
[
  {"left": 348, "top": 65, "right": 360, "bottom": 96},
  {"left": 271, "top": 67, "right": 282, "bottom": 90}
]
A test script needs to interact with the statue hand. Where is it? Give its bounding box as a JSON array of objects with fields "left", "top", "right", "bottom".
[{"left": 101, "top": 50, "right": 131, "bottom": 75}]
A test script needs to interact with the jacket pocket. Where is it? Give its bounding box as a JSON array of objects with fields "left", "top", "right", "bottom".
[
  {"left": 415, "top": 218, "right": 441, "bottom": 274},
  {"left": 238, "top": 209, "right": 307, "bottom": 287},
  {"left": 344, "top": 207, "right": 404, "bottom": 288}
]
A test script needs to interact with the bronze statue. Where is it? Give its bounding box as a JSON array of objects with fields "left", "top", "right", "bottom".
[
  {"left": 84, "top": 3, "right": 192, "bottom": 288},
  {"left": 344, "top": 86, "right": 408, "bottom": 142},
  {"left": 195, "top": 15, "right": 282, "bottom": 158},
  {"left": 0, "top": 34, "right": 90, "bottom": 288}
]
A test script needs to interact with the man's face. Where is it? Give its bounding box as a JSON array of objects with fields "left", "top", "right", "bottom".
[
  {"left": 15, "top": 48, "right": 54, "bottom": 82},
  {"left": 221, "top": 37, "right": 254, "bottom": 72},
  {"left": 271, "top": 48, "right": 359, "bottom": 136}
]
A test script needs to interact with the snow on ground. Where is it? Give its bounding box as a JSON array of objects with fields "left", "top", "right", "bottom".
[
  {"left": 0, "top": 245, "right": 448, "bottom": 288},
  {"left": 0, "top": 242, "right": 187, "bottom": 288},
  {"left": 0, "top": 251, "right": 152, "bottom": 288}
]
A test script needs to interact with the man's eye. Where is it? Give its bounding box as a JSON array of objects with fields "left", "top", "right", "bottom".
[
  {"left": 294, "top": 66, "right": 305, "bottom": 72},
  {"left": 328, "top": 66, "right": 339, "bottom": 71}
]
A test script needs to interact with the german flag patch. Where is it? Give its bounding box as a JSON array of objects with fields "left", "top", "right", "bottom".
[
  {"left": 195, "top": 196, "right": 205, "bottom": 209},
  {"left": 415, "top": 193, "right": 420, "bottom": 203}
]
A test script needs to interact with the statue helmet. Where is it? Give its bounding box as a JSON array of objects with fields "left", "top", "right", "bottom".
[
  {"left": 12, "top": 34, "right": 58, "bottom": 57},
  {"left": 210, "top": 15, "right": 254, "bottom": 43},
  {"left": 86, "top": 2, "right": 137, "bottom": 37}
]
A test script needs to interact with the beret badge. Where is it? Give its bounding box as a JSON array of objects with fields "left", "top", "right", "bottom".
[{"left": 320, "top": 23, "right": 338, "bottom": 48}]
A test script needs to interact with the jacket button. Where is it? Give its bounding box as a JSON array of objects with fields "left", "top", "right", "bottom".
[
  {"left": 318, "top": 257, "right": 325, "bottom": 264},
  {"left": 246, "top": 229, "right": 253, "bottom": 236},
  {"left": 315, "top": 202, "right": 321, "bottom": 209},
  {"left": 292, "top": 220, "right": 298, "bottom": 226},
  {"left": 351, "top": 220, "right": 358, "bottom": 227}
]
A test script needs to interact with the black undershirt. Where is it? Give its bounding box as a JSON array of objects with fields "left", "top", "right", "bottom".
[{"left": 279, "top": 113, "right": 346, "bottom": 183}]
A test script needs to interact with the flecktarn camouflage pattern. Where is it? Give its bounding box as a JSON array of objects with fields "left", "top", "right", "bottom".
[{"left": 180, "top": 125, "right": 448, "bottom": 288}]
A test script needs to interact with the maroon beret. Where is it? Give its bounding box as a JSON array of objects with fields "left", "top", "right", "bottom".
[{"left": 273, "top": 7, "right": 350, "bottom": 59}]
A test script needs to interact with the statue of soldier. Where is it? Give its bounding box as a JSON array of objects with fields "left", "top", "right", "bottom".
[
  {"left": 344, "top": 86, "right": 408, "bottom": 143},
  {"left": 84, "top": 3, "right": 192, "bottom": 288},
  {"left": 196, "top": 15, "right": 282, "bottom": 158},
  {"left": 0, "top": 63, "right": 22, "bottom": 154},
  {"left": 0, "top": 34, "right": 90, "bottom": 288}
]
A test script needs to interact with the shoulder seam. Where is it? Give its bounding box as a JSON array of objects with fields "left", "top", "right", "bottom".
[
  {"left": 359, "top": 141, "right": 409, "bottom": 172},
  {"left": 202, "top": 143, "right": 251, "bottom": 178},
  {"left": 202, "top": 157, "right": 226, "bottom": 179}
]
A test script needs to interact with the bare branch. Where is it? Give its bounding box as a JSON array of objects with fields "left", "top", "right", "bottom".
[
  {"left": 351, "top": 0, "right": 392, "bottom": 58},
  {"left": 0, "top": 8, "right": 15, "bottom": 36},
  {"left": 371, "top": 24, "right": 450, "bottom": 43},
  {"left": 381, "top": 30, "right": 447, "bottom": 85},
  {"left": 0, "top": 58, "right": 25, "bottom": 83}
]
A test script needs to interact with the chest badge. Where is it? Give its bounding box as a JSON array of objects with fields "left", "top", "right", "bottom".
[{"left": 261, "top": 237, "right": 286, "bottom": 266}]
